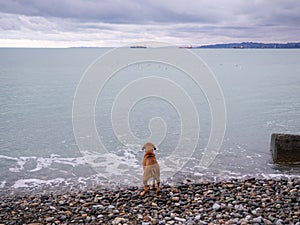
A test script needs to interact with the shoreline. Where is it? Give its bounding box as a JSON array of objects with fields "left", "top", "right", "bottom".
[{"left": 1, "top": 177, "right": 299, "bottom": 224}]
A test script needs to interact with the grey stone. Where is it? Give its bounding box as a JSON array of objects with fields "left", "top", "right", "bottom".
[
  {"left": 263, "top": 218, "right": 272, "bottom": 225},
  {"left": 271, "top": 133, "right": 300, "bottom": 163},
  {"left": 276, "top": 219, "right": 284, "bottom": 225},
  {"left": 194, "top": 215, "right": 201, "bottom": 220},
  {"left": 253, "top": 216, "right": 262, "bottom": 223},
  {"left": 59, "top": 215, "right": 67, "bottom": 221},
  {"left": 212, "top": 203, "right": 221, "bottom": 210},
  {"left": 45, "top": 216, "right": 55, "bottom": 222}
]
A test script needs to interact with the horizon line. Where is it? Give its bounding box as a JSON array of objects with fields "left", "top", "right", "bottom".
[{"left": 0, "top": 41, "right": 300, "bottom": 49}]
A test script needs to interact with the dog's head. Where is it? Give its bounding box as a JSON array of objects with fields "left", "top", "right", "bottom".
[{"left": 142, "top": 142, "right": 156, "bottom": 152}]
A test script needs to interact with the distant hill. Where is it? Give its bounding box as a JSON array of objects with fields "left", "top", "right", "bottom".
[{"left": 197, "top": 42, "right": 300, "bottom": 49}]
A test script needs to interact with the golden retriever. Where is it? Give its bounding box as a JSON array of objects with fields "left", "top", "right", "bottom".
[{"left": 140, "top": 142, "right": 160, "bottom": 196}]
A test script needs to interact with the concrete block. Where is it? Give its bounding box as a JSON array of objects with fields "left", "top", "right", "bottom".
[{"left": 271, "top": 133, "right": 300, "bottom": 164}]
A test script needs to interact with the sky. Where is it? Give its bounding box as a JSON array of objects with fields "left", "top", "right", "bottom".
[{"left": 0, "top": 0, "right": 299, "bottom": 47}]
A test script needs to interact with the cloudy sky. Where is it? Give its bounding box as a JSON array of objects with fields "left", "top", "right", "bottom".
[{"left": 0, "top": 0, "right": 299, "bottom": 47}]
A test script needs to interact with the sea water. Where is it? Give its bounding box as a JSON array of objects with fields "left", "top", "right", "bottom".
[{"left": 0, "top": 48, "right": 299, "bottom": 191}]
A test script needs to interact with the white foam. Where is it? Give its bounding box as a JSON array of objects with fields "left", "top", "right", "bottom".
[
  {"left": 0, "top": 155, "right": 37, "bottom": 172},
  {"left": 29, "top": 157, "right": 52, "bottom": 172},
  {"left": 0, "top": 155, "right": 16, "bottom": 160},
  {"left": 29, "top": 155, "right": 87, "bottom": 172},
  {"left": 84, "top": 150, "right": 140, "bottom": 176},
  {"left": 12, "top": 178, "right": 65, "bottom": 188},
  {"left": 0, "top": 180, "right": 6, "bottom": 188},
  {"left": 0, "top": 154, "right": 88, "bottom": 173}
]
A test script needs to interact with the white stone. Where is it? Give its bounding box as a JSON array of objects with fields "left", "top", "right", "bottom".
[
  {"left": 175, "top": 216, "right": 186, "bottom": 222},
  {"left": 212, "top": 203, "right": 221, "bottom": 210}
]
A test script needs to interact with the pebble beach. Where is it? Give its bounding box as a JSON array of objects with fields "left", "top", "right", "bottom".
[{"left": 1, "top": 177, "right": 299, "bottom": 225}]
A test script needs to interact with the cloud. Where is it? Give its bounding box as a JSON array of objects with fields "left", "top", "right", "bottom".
[
  {"left": 0, "top": 0, "right": 221, "bottom": 23},
  {"left": 1, "top": 0, "right": 299, "bottom": 25},
  {"left": 0, "top": 0, "right": 299, "bottom": 47}
]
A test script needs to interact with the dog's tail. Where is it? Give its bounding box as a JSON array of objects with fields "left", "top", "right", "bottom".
[
  {"left": 151, "top": 166, "right": 160, "bottom": 183},
  {"left": 151, "top": 167, "right": 157, "bottom": 177}
]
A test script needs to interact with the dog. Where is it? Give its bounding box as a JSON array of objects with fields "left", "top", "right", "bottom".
[{"left": 140, "top": 142, "right": 160, "bottom": 196}]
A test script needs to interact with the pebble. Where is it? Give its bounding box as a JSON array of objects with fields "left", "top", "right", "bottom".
[
  {"left": 212, "top": 203, "right": 221, "bottom": 210},
  {"left": 253, "top": 216, "right": 262, "bottom": 223},
  {"left": 171, "top": 196, "right": 179, "bottom": 202},
  {"left": 113, "top": 217, "right": 126, "bottom": 224},
  {"left": 0, "top": 178, "right": 299, "bottom": 224},
  {"left": 59, "top": 215, "right": 67, "bottom": 221},
  {"left": 65, "top": 210, "right": 72, "bottom": 216},
  {"left": 175, "top": 216, "right": 186, "bottom": 222},
  {"left": 108, "top": 205, "right": 115, "bottom": 209},
  {"left": 171, "top": 187, "right": 180, "bottom": 193},
  {"left": 251, "top": 209, "right": 257, "bottom": 215},
  {"left": 45, "top": 216, "right": 55, "bottom": 222},
  {"left": 143, "top": 215, "right": 150, "bottom": 221},
  {"left": 49, "top": 205, "right": 57, "bottom": 210},
  {"left": 31, "top": 202, "right": 39, "bottom": 207},
  {"left": 113, "top": 209, "right": 120, "bottom": 214},
  {"left": 194, "top": 215, "right": 201, "bottom": 220},
  {"left": 245, "top": 215, "right": 252, "bottom": 221},
  {"left": 152, "top": 202, "right": 158, "bottom": 207}
]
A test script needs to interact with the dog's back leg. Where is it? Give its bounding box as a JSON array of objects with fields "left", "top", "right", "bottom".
[
  {"left": 152, "top": 178, "right": 156, "bottom": 190},
  {"left": 155, "top": 176, "right": 160, "bottom": 195},
  {"left": 140, "top": 174, "right": 150, "bottom": 196}
]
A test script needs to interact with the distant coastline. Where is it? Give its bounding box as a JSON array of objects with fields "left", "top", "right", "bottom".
[
  {"left": 1, "top": 42, "right": 300, "bottom": 49},
  {"left": 197, "top": 42, "right": 300, "bottom": 49}
]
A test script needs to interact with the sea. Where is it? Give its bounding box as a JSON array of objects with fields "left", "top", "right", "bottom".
[{"left": 0, "top": 48, "right": 300, "bottom": 193}]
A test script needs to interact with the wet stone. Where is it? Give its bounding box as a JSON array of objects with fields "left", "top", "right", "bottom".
[{"left": 1, "top": 178, "right": 300, "bottom": 224}]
